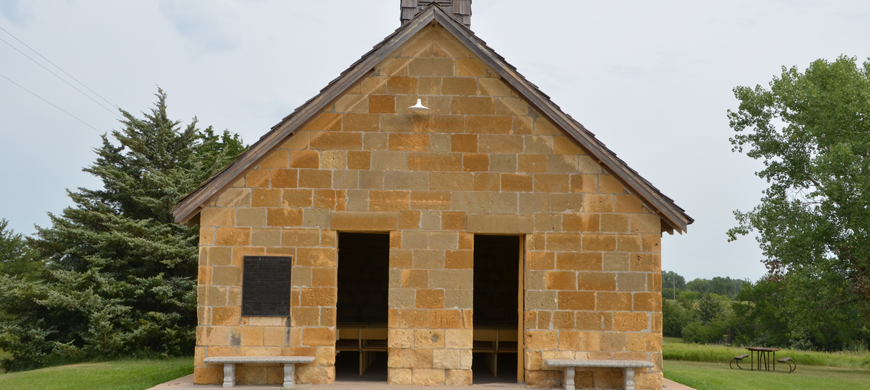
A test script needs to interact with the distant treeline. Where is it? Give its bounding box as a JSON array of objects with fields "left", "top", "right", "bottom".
[
  {"left": 661, "top": 270, "right": 870, "bottom": 353},
  {"left": 661, "top": 271, "right": 745, "bottom": 300}
]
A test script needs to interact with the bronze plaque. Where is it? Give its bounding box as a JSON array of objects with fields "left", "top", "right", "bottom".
[{"left": 241, "top": 256, "right": 292, "bottom": 317}]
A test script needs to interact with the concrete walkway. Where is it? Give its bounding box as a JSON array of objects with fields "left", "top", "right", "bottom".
[{"left": 148, "top": 375, "right": 696, "bottom": 390}]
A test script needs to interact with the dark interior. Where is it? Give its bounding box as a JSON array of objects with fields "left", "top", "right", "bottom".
[
  {"left": 337, "top": 233, "right": 389, "bottom": 324},
  {"left": 473, "top": 235, "right": 519, "bottom": 327},
  {"left": 472, "top": 235, "right": 520, "bottom": 383},
  {"left": 335, "top": 232, "right": 390, "bottom": 382}
]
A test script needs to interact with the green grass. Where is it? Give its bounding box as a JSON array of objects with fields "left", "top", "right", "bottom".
[
  {"left": 0, "top": 357, "right": 192, "bottom": 390},
  {"left": 663, "top": 338, "right": 870, "bottom": 369},
  {"left": 664, "top": 360, "right": 870, "bottom": 390}
]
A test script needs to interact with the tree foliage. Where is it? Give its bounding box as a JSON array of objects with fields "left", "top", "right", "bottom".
[
  {"left": 0, "top": 219, "right": 42, "bottom": 280},
  {"left": 0, "top": 89, "right": 245, "bottom": 371},
  {"left": 727, "top": 56, "right": 870, "bottom": 338}
]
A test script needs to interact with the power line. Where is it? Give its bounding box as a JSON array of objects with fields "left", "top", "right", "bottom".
[
  {"left": 0, "top": 33, "right": 120, "bottom": 118},
  {"left": 0, "top": 72, "right": 103, "bottom": 135},
  {"left": 0, "top": 25, "right": 120, "bottom": 111}
]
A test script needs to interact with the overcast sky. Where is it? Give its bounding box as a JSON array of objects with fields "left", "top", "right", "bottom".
[{"left": 2, "top": 0, "right": 868, "bottom": 281}]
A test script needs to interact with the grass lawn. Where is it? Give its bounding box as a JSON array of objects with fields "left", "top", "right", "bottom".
[
  {"left": 664, "top": 360, "right": 870, "bottom": 390},
  {"left": 663, "top": 337, "right": 870, "bottom": 369},
  {"left": 0, "top": 357, "right": 192, "bottom": 390}
]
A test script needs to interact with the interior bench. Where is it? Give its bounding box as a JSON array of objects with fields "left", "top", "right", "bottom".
[
  {"left": 203, "top": 356, "right": 315, "bottom": 388},
  {"left": 544, "top": 359, "right": 655, "bottom": 390}
]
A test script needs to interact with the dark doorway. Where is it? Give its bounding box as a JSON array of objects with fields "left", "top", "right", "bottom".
[
  {"left": 335, "top": 232, "right": 389, "bottom": 382},
  {"left": 473, "top": 235, "right": 521, "bottom": 383}
]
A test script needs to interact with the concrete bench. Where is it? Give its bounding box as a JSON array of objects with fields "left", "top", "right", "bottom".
[
  {"left": 203, "top": 356, "right": 315, "bottom": 388},
  {"left": 544, "top": 359, "right": 654, "bottom": 390}
]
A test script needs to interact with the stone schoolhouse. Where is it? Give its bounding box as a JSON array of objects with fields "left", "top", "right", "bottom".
[{"left": 172, "top": 1, "right": 692, "bottom": 388}]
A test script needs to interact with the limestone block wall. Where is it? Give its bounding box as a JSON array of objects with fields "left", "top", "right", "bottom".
[{"left": 193, "top": 24, "right": 664, "bottom": 389}]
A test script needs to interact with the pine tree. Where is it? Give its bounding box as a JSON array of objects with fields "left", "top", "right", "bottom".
[
  {"left": 0, "top": 219, "right": 42, "bottom": 279},
  {"left": 0, "top": 89, "right": 245, "bottom": 371}
]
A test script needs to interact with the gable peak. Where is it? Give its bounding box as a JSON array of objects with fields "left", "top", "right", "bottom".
[{"left": 401, "top": 0, "right": 471, "bottom": 28}]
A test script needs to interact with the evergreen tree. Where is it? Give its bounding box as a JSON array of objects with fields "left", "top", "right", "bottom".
[
  {"left": 0, "top": 89, "right": 245, "bottom": 371},
  {"left": 0, "top": 219, "right": 42, "bottom": 279}
]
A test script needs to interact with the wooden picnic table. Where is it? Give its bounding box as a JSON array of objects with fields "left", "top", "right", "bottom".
[{"left": 747, "top": 347, "right": 780, "bottom": 371}]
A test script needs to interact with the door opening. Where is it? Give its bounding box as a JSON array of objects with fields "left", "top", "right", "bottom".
[
  {"left": 335, "top": 232, "right": 389, "bottom": 382},
  {"left": 472, "top": 235, "right": 523, "bottom": 384}
]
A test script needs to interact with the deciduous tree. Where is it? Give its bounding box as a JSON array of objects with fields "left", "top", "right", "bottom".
[{"left": 728, "top": 56, "right": 870, "bottom": 347}]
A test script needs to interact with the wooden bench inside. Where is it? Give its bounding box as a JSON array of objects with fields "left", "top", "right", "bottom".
[
  {"left": 335, "top": 324, "right": 388, "bottom": 375},
  {"left": 544, "top": 359, "right": 654, "bottom": 390},
  {"left": 203, "top": 356, "right": 314, "bottom": 388},
  {"left": 473, "top": 328, "right": 518, "bottom": 377}
]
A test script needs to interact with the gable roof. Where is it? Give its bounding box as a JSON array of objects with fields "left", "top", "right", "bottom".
[{"left": 172, "top": 4, "right": 693, "bottom": 233}]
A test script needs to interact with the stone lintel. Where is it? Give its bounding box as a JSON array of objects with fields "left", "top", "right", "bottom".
[
  {"left": 466, "top": 214, "right": 533, "bottom": 234},
  {"left": 330, "top": 211, "right": 399, "bottom": 232}
]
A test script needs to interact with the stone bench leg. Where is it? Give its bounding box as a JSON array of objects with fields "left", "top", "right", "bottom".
[
  {"left": 283, "top": 363, "right": 296, "bottom": 388},
  {"left": 222, "top": 363, "right": 236, "bottom": 388},
  {"left": 562, "top": 367, "right": 574, "bottom": 390},
  {"left": 623, "top": 367, "right": 635, "bottom": 390}
]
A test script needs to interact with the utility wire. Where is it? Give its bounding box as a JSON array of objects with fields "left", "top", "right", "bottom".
[
  {"left": 0, "top": 34, "right": 120, "bottom": 118},
  {"left": 0, "top": 72, "right": 103, "bottom": 134},
  {"left": 0, "top": 25, "right": 120, "bottom": 111}
]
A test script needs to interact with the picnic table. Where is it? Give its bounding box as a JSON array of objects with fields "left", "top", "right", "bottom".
[{"left": 747, "top": 347, "right": 780, "bottom": 371}]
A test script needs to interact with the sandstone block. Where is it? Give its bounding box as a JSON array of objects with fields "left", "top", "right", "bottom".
[
  {"left": 490, "top": 154, "right": 519, "bottom": 173},
  {"left": 617, "top": 272, "right": 648, "bottom": 291},
  {"left": 281, "top": 228, "right": 319, "bottom": 247},
  {"left": 462, "top": 153, "right": 489, "bottom": 172},
  {"left": 546, "top": 233, "right": 582, "bottom": 251},
  {"left": 202, "top": 207, "right": 234, "bottom": 227},
  {"left": 615, "top": 194, "right": 644, "bottom": 213},
  {"left": 583, "top": 234, "right": 617, "bottom": 251},
  {"left": 303, "top": 112, "right": 342, "bottom": 131},
  {"left": 596, "top": 292, "right": 632, "bottom": 311},
  {"left": 527, "top": 251, "right": 555, "bottom": 270},
  {"left": 478, "top": 77, "right": 511, "bottom": 96},
  {"left": 251, "top": 228, "right": 281, "bottom": 247},
  {"left": 296, "top": 248, "right": 337, "bottom": 267},
  {"left": 613, "top": 312, "right": 649, "bottom": 332},
  {"left": 534, "top": 213, "right": 561, "bottom": 231},
  {"left": 412, "top": 368, "right": 446, "bottom": 386},
  {"left": 577, "top": 272, "right": 616, "bottom": 291},
  {"left": 410, "top": 58, "right": 454, "bottom": 77},
  {"left": 466, "top": 116, "right": 512, "bottom": 134},
  {"left": 495, "top": 96, "right": 528, "bottom": 117},
  {"left": 603, "top": 252, "right": 630, "bottom": 271},
  {"left": 259, "top": 149, "right": 289, "bottom": 169},
  {"left": 525, "top": 330, "right": 559, "bottom": 351},
  {"left": 288, "top": 150, "right": 319, "bottom": 169},
  {"left": 534, "top": 118, "right": 561, "bottom": 135},
  {"left": 416, "top": 289, "right": 445, "bottom": 309},
  {"left": 411, "top": 191, "right": 451, "bottom": 210},
  {"left": 442, "top": 77, "right": 478, "bottom": 96},
  {"left": 546, "top": 271, "right": 576, "bottom": 290},
  {"left": 300, "top": 288, "right": 337, "bottom": 307},
  {"left": 445, "top": 250, "right": 472, "bottom": 269},
  {"left": 456, "top": 58, "right": 486, "bottom": 76},
  {"left": 450, "top": 96, "right": 494, "bottom": 115},
  {"left": 518, "top": 154, "right": 548, "bottom": 174},
  {"left": 215, "top": 228, "right": 251, "bottom": 246},
  {"left": 466, "top": 214, "right": 533, "bottom": 234},
  {"left": 388, "top": 368, "right": 413, "bottom": 385},
  {"left": 252, "top": 188, "right": 281, "bottom": 208},
  {"left": 558, "top": 291, "right": 595, "bottom": 310},
  {"left": 526, "top": 290, "right": 558, "bottom": 311}
]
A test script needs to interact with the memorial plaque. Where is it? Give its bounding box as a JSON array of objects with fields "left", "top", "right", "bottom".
[{"left": 241, "top": 256, "right": 292, "bottom": 317}]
